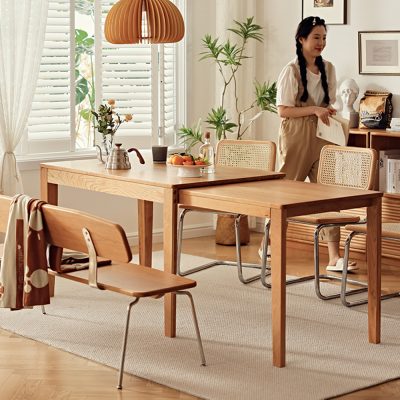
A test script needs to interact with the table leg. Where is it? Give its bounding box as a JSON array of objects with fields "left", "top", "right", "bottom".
[
  {"left": 138, "top": 200, "right": 153, "bottom": 267},
  {"left": 270, "top": 208, "right": 287, "bottom": 367},
  {"left": 40, "top": 166, "right": 58, "bottom": 205},
  {"left": 163, "top": 189, "right": 178, "bottom": 337},
  {"left": 367, "top": 197, "right": 381, "bottom": 344},
  {"left": 40, "top": 166, "right": 58, "bottom": 297}
]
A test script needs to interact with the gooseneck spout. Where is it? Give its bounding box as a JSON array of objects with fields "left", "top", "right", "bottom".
[{"left": 128, "top": 148, "right": 145, "bottom": 164}]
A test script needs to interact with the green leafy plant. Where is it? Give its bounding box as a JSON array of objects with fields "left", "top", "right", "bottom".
[
  {"left": 177, "top": 119, "right": 204, "bottom": 152},
  {"left": 178, "top": 17, "right": 277, "bottom": 149},
  {"left": 75, "top": 0, "right": 95, "bottom": 147}
]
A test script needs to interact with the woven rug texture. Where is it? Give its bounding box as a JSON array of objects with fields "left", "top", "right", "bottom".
[{"left": 0, "top": 252, "right": 399, "bottom": 400}]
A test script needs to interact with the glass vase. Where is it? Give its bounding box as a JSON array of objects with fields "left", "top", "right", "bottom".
[{"left": 102, "top": 135, "right": 114, "bottom": 156}]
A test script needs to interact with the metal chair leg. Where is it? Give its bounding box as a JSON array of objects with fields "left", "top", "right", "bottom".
[
  {"left": 234, "top": 215, "right": 264, "bottom": 284},
  {"left": 117, "top": 298, "right": 140, "bottom": 390},
  {"left": 177, "top": 208, "right": 264, "bottom": 283},
  {"left": 261, "top": 220, "right": 313, "bottom": 288},
  {"left": 176, "top": 291, "right": 206, "bottom": 366},
  {"left": 341, "top": 232, "right": 400, "bottom": 307},
  {"left": 314, "top": 224, "right": 367, "bottom": 301}
]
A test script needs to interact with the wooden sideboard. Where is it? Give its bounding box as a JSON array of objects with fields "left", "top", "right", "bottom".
[{"left": 287, "top": 128, "right": 400, "bottom": 261}]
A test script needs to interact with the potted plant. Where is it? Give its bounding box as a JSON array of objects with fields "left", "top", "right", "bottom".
[
  {"left": 178, "top": 17, "right": 277, "bottom": 245},
  {"left": 178, "top": 17, "right": 277, "bottom": 149}
]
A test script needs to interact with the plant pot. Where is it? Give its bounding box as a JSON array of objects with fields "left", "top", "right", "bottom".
[{"left": 215, "top": 214, "right": 250, "bottom": 245}]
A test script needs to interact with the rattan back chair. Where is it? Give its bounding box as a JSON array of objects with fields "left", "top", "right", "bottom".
[
  {"left": 177, "top": 139, "right": 276, "bottom": 284},
  {"left": 261, "top": 145, "right": 378, "bottom": 300}
]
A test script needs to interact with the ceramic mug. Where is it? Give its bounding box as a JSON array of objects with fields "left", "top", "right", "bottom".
[{"left": 152, "top": 145, "right": 168, "bottom": 163}]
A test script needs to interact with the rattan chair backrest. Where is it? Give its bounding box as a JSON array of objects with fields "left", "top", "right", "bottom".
[
  {"left": 215, "top": 140, "right": 276, "bottom": 171},
  {"left": 318, "top": 145, "right": 377, "bottom": 190}
]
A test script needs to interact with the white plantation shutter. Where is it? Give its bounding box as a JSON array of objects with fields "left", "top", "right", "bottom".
[
  {"left": 100, "top": 0, "right": 154, "bottom": 143},
  {"left": 27, "top": 0, "right": 71, "bottom": 151},
  {"left": 100, "top": 1, "right": 178, "bottom": 146},
  {"left": 22, "top": 0, "right": 183, "bottom": 156},
  {"left": 163, "top": 44, "right": 177, "bottom": 136}
]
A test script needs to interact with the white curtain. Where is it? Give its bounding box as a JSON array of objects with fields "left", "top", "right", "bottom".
[
  {"left": 0, "top": 0, "right": 49, "bottom": 195},
  {"left": 215, "top": 0, "right": 257, "bottom": 139}
]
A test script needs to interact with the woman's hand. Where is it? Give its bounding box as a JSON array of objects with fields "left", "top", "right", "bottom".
[{"left": 314, "top": 106, "right": 335, "bottom": 125}]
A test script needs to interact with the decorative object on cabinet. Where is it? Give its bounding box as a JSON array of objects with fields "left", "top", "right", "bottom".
[
  {"left": 339, "top": 78, "right": 359, "bottom": 128},
  {"left": 104, "top": 0, "right": 185, "bottom": 44},
  {"left": 358, "top": 31, "right": 400, "bottom": 75},
  {"left": 302, "top": 0, "right": 347, "bottom": 25},
  {"left": 359, "top": 90, "right": 393, "bottom": 129}
]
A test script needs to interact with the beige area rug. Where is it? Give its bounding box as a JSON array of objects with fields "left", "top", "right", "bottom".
[{"left": 0, "top": 252, "right": 400, "bottom": 400}]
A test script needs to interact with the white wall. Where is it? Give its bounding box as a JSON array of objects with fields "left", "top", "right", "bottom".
[{"left": 260, "top": 0, "right": 400, "bottom": 142}]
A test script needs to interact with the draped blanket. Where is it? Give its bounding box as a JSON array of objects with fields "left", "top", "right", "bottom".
[{"left": 0, "top": 195, "right": 49, "bottom": 309}]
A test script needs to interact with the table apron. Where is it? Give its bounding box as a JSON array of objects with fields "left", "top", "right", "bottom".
[
  {"left": 46, "top": 169, "right": 165, "bottom": 203},
  {"left": 179, "top": 194, "right": 377, "bottom": 219},
  {"left": 285, "top": 197, "right": 378, "bottom": 218},
  {"left": 179, "top": 195, "right": 272, "bottom": 218}
]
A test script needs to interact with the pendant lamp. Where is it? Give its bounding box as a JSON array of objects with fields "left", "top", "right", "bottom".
[{"left": 104, "top": 0, "right": 185, "bottom": 44}]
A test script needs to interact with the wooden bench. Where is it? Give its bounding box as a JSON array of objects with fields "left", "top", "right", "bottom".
[{"left": 0, "top": 195, "right": 206, "bottom": 389}]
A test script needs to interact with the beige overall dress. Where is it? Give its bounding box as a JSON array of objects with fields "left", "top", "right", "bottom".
[{"left": 278, "top": 61, "right": 339, "bottom": 242}]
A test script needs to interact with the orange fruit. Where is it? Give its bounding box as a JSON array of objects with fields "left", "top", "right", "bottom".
[
  {"left": 182, "top": 155, "right": 193, "bottom": 162},
  {"left": 171, "top": 155, "right": 184, "bottom": 165},
  {"left": 194, "top": 160, "right": 206, "bottom": 165},
  {"left": 183, "top": 160, "right": 194, "bottom": 165}
]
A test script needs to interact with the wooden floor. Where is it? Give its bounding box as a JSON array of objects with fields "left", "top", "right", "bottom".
[{"left": 1, "top": 233, "right": 400, "bottom": 399}]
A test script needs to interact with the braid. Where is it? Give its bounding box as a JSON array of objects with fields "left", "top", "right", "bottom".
[
  {"left": 315, "top": 56, "right": 330, "bottom": 105},
  {"left": 296, "top": 41, "right": 309, "bottom": 102}
]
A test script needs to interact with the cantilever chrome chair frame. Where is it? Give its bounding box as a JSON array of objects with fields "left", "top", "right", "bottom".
[
  {"left": 260, "top": 145, "right": 377, "bottom": 300},
  {"left": 340, "top": 223, "right": 400, "bottom": 307},
  {"left": 177, "top": 139, "right": 276, "bottom": 284}
]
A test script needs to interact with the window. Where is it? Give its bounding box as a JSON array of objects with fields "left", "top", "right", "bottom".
[{"left": 20, "top": 0, "right": 185, "bottom": 156}]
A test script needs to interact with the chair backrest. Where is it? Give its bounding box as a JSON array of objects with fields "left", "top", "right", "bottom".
[
  {"left": 215, "top": 139, "right": 276, "bottom": 171},
  {"left": 42, "top": 204, "right": 132, "bottom": 264},
  {"left": 0, "top": 195, "right": 132, "bottom": 264},
  {"left": 317, "top": 145, "right": 377, "bottom": 190}
]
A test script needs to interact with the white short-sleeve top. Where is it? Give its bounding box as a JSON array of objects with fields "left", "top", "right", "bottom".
[{"left": 276, "top": 58, "right": 337, "bottom": 107}]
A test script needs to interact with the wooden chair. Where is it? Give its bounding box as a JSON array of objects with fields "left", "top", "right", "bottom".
[
  {"left": 177, "top": 139, "right": 276, "bottom": 283},
  {"left": 0, "top": 195, "right": 206, "bottom": 389},
  {"left": 261, "top": 145, "right": 378, "bottom": 301},
  {"left": 340, "top": 222, "right": 400, "bottom": 306}
]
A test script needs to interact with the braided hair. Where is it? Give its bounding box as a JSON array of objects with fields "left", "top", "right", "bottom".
[{"left": 295, "top": 16, "right": 330, "bottom": 105}]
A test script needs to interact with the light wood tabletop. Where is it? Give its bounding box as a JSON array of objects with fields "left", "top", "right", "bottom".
[
  {"left": 40, "top": 158, "right": 284, "bottom": 337},
  {"left": 179, "top": 179, "right": 383, "bottom": 368}
]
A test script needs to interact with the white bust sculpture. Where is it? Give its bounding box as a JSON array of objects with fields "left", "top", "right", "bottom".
[{"left": 339, "top": 78, "right": 359, "bottom": 128}]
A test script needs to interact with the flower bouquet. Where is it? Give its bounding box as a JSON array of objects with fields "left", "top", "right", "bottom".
[{"left": 91, "top": 99, "right": 133, "bottom": 156}]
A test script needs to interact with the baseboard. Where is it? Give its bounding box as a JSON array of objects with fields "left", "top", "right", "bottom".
[{"left": 125, "top": 223, "right": 214, "bottom": 246}]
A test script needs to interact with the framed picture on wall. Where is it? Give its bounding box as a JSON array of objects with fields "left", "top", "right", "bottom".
[
  {"left": 302, "top": 0, "right": 347, "bottom": 25},
  {"left": 359, "top": 31, "right": 400, "bottom": 75}
]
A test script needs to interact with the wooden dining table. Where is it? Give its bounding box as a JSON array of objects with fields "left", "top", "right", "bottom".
[
  {"left": 40, "top": 159, "right": 284, "bottom": 337},
  {"left": 179, "top": 179, "right": 383, "bottom": 367}
]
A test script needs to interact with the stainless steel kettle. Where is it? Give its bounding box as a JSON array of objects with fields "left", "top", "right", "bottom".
[{"left": 101, "top": 143, "right": 145, "bottom": 170}]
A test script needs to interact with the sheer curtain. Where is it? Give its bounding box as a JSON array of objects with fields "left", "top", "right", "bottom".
[{"left": 0, "top": 0, "right": 48, "bottom": 195}]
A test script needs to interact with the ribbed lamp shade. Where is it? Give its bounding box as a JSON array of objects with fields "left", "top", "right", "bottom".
[{"left": 104, "top": 0, "right": 185, "bottom": 44}]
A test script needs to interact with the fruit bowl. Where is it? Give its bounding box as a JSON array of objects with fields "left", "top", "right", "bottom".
[{"left": 171, "top": 164, "right": 207, "bottom": 178}]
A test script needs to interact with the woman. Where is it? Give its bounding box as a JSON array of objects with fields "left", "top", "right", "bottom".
[{"left": 261, "top": 16, "right": 356, "bottom": 272}]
